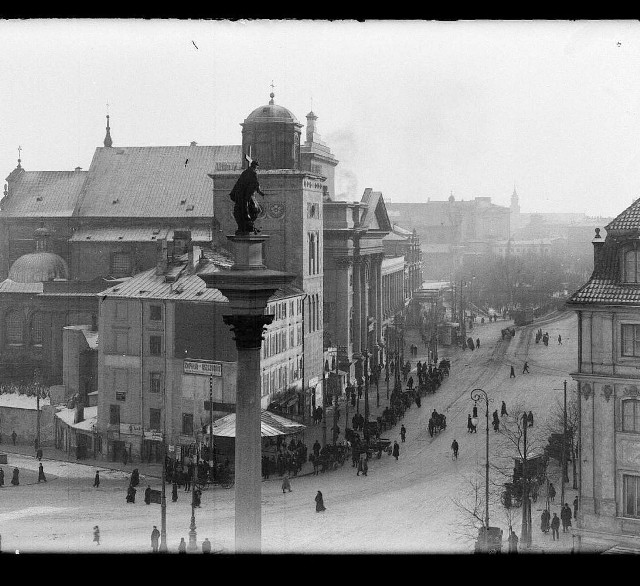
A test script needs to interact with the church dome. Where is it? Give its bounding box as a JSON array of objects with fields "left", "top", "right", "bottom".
[
  {"left": 9, "top": 252, "right": 69, "bottom": 283},
  {"left": 244, "top": 93, "right": 300, "bottom": 124}
]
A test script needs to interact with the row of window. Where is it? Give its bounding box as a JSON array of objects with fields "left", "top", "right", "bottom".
[
  {"left": 266, "top": 298, "right": 302, "bottom": 321},
  {"left": 263, "top": 324, "right": 302, "bottom": 359},
  {"left": 114, "top": 302, "right": 163, "bottom": 322},
  {"left": 262, "top": 358, "right": 302, "bottom": 397},
  {"left": 109, "top": 404, "right": 193, "bottom": 436}
]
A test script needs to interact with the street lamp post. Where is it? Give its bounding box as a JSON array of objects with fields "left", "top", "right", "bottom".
[
  {"left": 521, "top": 412, "right": 531, "bottom": 547},
  {"left": 470, "top": 388, "right": 490, "bottom": 550},
  {"left": 187, "top": 433, "right": 199, "bottom": 552}
]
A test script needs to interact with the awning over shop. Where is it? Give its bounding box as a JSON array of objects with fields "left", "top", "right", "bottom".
[{"left": 206, "top": 409, "right": 306, "bottom": 438}]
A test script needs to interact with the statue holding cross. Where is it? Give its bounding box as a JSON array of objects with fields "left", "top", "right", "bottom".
[{"left": 228, "top": 152, "right": 267, "bottom": 235}]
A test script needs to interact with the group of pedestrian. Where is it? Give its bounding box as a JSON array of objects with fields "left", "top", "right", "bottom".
[
  {"left": 126, "top": 468, "right": 140, "bottom": 503},
  {"left": 535, "top": 329, "right": 550, "bottom": 346},
  {"left": 150, "top": 525, "right": 212, "bottom": 553}
]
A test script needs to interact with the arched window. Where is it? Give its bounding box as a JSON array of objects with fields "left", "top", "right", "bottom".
[
  {"left": 30, "top": 312, "right": 43, "bottom": 346},
  {"left": 6, "top": 311, "right": 24, "bottom": 345},
  {"left": 623, "top": 399, "right": 640, "bottom": 433},
  {"left": 624, "top": 247, "right": 640, "bottom": 284}
]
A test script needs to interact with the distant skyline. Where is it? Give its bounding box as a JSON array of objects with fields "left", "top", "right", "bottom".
[{"left": 1, "top": 19, "right": 640, "bottom": 217}]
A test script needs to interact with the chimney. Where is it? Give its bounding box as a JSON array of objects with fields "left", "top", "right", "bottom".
[
  {"left": 155, "top": 238, "right": 168, "bottom": 275},
  {"left": 74, "top": 399, "right": 85, "bottom": 424},
  {"left": 592, "top": 227, "right": 604, "bottom": 274},
  {"left": 173, "top": 230, "right": 192, "bottom": 256},
  {"left": 187, "top": 245, "right": 201, "bottom": 274}
]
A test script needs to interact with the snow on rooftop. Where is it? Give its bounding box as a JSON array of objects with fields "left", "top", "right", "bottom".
[{"left": 55, "top": 405, "right": 97, "bottom": 431}]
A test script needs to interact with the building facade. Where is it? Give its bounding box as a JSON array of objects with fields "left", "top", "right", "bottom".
[{"left": 567, "top": 199, "right": 640, "bottom": 551}]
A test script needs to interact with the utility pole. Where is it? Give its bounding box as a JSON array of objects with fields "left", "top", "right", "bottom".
[
  {"left": 322, "top": 357, "right": 328, "bottom": 447},
  {"left": 521, "top": 412, "right": 531, "bottom": 547},
  {"left": 209, "top": 376, "right": 214, "bottom": 465}
]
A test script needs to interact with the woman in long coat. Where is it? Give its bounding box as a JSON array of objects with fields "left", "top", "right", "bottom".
[
  {"left": 315, "top": 490, "right": 326, "bottom": 512},
  {"left": 144, "top": 485, "right": 152, "bottom": 505},
  {"left": 392, "top": 441, "right": 400, "bottom": 460},
  {"left": 11, "top": 467, "right": 19, "bottom": 486},
  {"left": 38, "top": 463, "right": 47, "bottom": 482}
]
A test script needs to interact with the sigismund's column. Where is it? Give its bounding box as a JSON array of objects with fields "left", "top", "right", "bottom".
[{"left": 200, "top": 234, "right": 294, "bottom": 553}]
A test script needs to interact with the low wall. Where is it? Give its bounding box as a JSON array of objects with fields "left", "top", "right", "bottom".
[{"left": 0, "top": 404, "right": 55, "bottom": 447}]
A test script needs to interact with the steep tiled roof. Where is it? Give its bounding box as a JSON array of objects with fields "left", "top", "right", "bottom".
[
  {"left": 75, "top": 145, "right": 242, "bottom": 218},
  {"left": 568, "top": 278, "right": 640, "bottom": 305},
  {"left": 605, "top": 198, "right": 640, "bottom": 232},
  {"left": 0, "top": 170, "right": 87, "bottom": 217}
]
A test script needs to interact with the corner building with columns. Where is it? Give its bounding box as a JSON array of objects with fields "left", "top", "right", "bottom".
[{"left": 567, "top": 199, "right": 640, "bottom": 552}]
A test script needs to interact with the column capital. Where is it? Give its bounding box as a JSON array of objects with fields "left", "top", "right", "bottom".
[{"left": 223, "top": 314, "right": 274, "bottom": 349}]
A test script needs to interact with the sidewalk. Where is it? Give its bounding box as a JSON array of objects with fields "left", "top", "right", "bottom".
[{"left": 0, "top": 441, "right": 163, "bottom": 480}]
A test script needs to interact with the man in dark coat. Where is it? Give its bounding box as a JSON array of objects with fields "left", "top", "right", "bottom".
[
  {"left": 11, "top": 430, "right": 16, "bottom": 445},
  {"left": 501, "top": 401, "right": 508, "bottom": 417},
  {"left": 522, "top": 362, "right": 530, "bottom": 374},
  {"left": 548, "top": 482, "right": 556, "bottom": 503},
  {"left": 172, "top": 481, "right": 178, "bottom": 503},
  {"left": 151, "top": 526, "right": 160, "bottom": 552},
  {"left": 561, "top": 503, "right": 572, "bottom": 532},
  {"left": 392, "top": 441, "right": 400, "bottom": 461},
  {"left": 38, "top": 463, "right": 47, "bottom": 482},
  {"left": 510, "top": 365, "right": 516, "bottom": 378},
  {"left": 550, "top": 512, "right": 560, "bottom": 540},
  {"left": 202, "top": 538, "right": 212, "bottom": 554},
  {"left": 93, "top": 471, "right": 100, "bottom": 488},
  {"left": 400, "top": 424, "right": 406, "bottom": 443},
  {"left": 451, "top": 439, "right": 459, "bottom": 459},
  {"left": 144, "top": 485, "right": 152, "bottom": 505},
  {"left": 93, "top": 525, "right": 100, "bottom": 545},
  {"left": 11, "top": 467, "right": 19, "bottom": 486},
  {"left": 540, "top": 508, "right": 550, "bottom": 533},
  {"left": 573, "top": 496, "right": 579, "bottom": 519},
  {"left": 313, "top": 440, "right": 321, "bottom": 459},
  {"left": 228, "top": 160, "right": 266, "bottom": 234}
]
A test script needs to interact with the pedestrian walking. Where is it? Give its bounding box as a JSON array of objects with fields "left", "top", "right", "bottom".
[
  {"left": 501, "top": 401, "right": 508, "bottom": 417},
  {"left": 527, "top": 411, "right": 534, "bottom": 427},
  {"left": 392, "top": 441, "right": 400, "bottom": 461},
  {"left": 282, "top": 475, "right": 292, "bottom": 493},
  {"left": 93, "top": 471, "right": 100, "bottom": 488},
  {"left": 508, "top": 528, "right": 519, "bottom": 553},
  {"left": 400, "top": 424, "right": 406, "bottom": 443},
  {"left": 551, "top": 513, "right": 560, "bottom": 540},
  {"left": 315, "top": 490, "right": 326, "bottom": 512},
  {"left": 172, "top": 481, "right": 178, "bottom": 503},
  {"left": 561, "top": 503, "right": 572, "bottom": 532},
  {"left": 558, "top": 334, "right": 562, "bottom": 345},
  {"left": 522, "top": 361, "right": 529, "bottom": 374},
  {"left": 492, "top": 410, "right": 500, "bottom": 432},
  {"left": 151, "top": 526, "right": 160, "bottom": 552},
  {"left": 540, "top": 508, "right": 550, "bottom": 534},
  {"left": 11, "top": 430, "right": 16, "bottom": 445},
  {"left": 573, "top": 496, "right": 578, "bottom": 519},
  {"left": 36, "top": 447, "right": 43, "bottom": 461},
  {"left": 130, "top": 468, "right": 140, "bottom": 488},
  {"left": 548, "top": 482, "right": 556, "bottom": 503},
  {"left": 476, "top": 338, "right": 480, "bottom": 349},
  {"left": 37, "top": 462, "right": 47, "bottom": 482},
  {"left": 0, "top": 467, "right": 4, "bottom": 487},
  {"left": 126, "top": 484, "right": 136, "bottom": 503},
  {"left": 362, "top": 458, "right": 368, "bottom": 476},
  {"left": 11, "top": 467, "right": 19, "bottom": 486},
  {"left": 144, "top": 485, "right": 152, "bottom": 505},
  {"left": 93, "top": 525, "right": 100, "bottom": 546},
  {"left": 510, "top": 365, "right": 516, "bottom": 378},
  {"left": 202, "top": 538, "right": 212, "bottom": 554},
  {"left": 467, "top": 414, "right": 475, "bottom": 433},
  {"left": 178, "top": 537, "right": 187, "bottom": 553},
  {"left": 451, "top": 439, "right": 459, "bottom": 460}
]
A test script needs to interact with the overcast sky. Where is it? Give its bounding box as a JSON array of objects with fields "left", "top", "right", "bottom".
[{"left": 1, "top": 19, "right": 640, "bottom": 217}]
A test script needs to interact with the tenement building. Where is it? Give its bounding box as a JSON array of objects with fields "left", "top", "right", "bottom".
[{"left": 567, "top": 198, "right": 640, "bottom": 551}]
